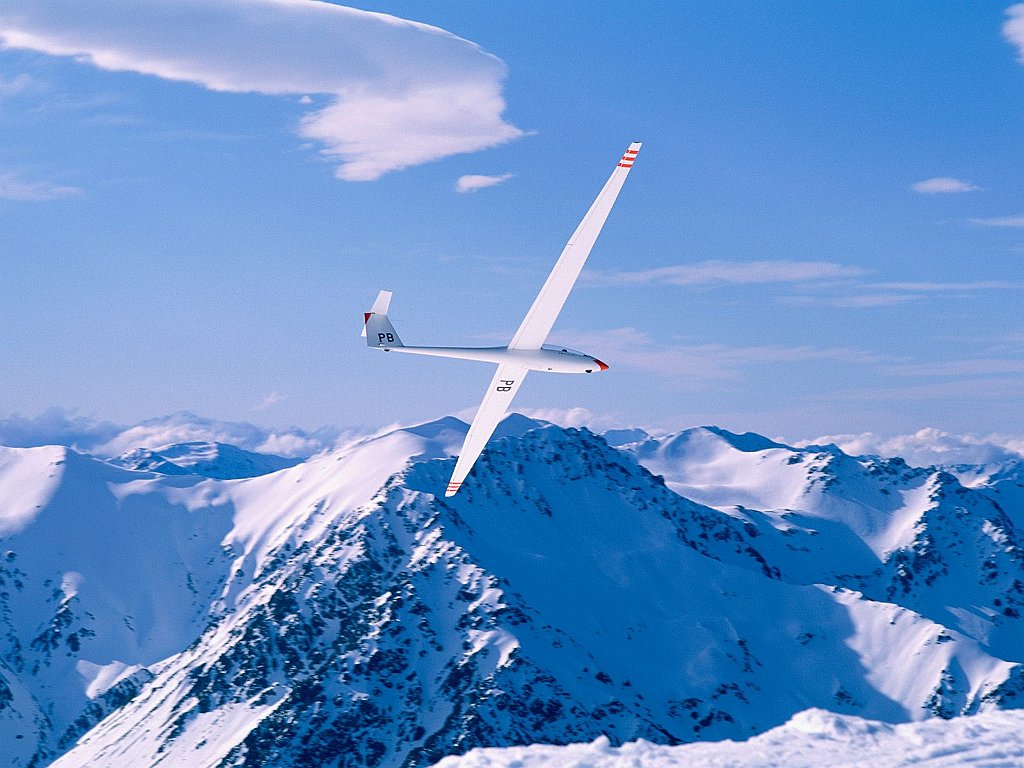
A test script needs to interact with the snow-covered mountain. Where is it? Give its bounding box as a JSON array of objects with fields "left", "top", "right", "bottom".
[
  {"left": 107, "top": 440, "right": 302, "bottom": 479},
  {"left": 1, "top": 417, "right": 1023, "bottom": 767}
]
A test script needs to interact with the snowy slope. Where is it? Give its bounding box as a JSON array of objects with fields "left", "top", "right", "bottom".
[
  {"left": 627, "top": 427, "right": 1024, "bottom": 662},
  {"left": 1, "top": 418, "right": 1023, "bottom": 767},
  {"left": 431, "top": 707, "right": 1024, "bottom": 768}
]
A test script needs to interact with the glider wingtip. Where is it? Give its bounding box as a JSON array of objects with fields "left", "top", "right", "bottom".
[{"left": 445, "top": 481, "right": 462, "bottom": 497}]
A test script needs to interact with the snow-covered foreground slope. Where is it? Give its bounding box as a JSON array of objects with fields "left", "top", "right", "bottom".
[
  {"left": 432, "top": 707, "right": 1024, "bottom": 768},
  {"left": 1, "top": 417, "right": 1023, "bottom": 766}
]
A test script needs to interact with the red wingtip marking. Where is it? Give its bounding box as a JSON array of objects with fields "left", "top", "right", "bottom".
[
  {"left": 595, "top": 358, "right": 609, "bottom": 371},
  {"left": 363, "top": 312, "right": 372, "bottom": 324}
]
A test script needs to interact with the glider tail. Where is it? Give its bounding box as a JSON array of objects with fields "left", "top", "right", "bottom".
[{"left": 363, "top": 290, "right": 404, "bottom": 348}]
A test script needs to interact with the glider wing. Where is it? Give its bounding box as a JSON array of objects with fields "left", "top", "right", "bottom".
[
  {"left": 445, "top": 364, "right": 528, "bottom": 497},
  {"left": 508, "top": 142, "right": 641, "bottom": 351}
]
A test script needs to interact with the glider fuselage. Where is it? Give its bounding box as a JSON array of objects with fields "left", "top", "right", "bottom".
[{"left": 380, "top": 344, "right": 607, "bottom": 374}]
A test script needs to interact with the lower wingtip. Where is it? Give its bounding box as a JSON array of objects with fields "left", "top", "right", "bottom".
[{"left": 445, "top": 481, "right": 462, "bottom": 497}]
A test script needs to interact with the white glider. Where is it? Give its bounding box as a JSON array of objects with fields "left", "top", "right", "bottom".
[{"left": 364, "top": 142, "right": 641, "bottom": 496}]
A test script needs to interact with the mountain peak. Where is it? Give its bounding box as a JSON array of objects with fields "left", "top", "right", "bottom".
[{"left": 694, "top": 426, "right": 790, "bottom": 452}]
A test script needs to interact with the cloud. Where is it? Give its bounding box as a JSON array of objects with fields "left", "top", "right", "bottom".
[
  {"left": 0, "top": 409, "right": 343, "bottom": 458},
  {"left": 585, "top": 259, "right": 864, "bottom": 287},
  {"left": 868, "top": 281, "right": 1018, "bottom": 291},
  {"left": 1005, "top": 4, "right": 1024, "bottom": 62},
  {"left": 0, "top": 72, "right": 41, "bottom": 97},
  {"left": 93, "top": 412, "right": 340, "bottom": 457},
  {"left": 884, "top": 358, "right": 1024, "bottom": 377},
  {"left": 0, "top": 408, "right": 122, "bottom": 450},
  {"left": 254, "top": 391, "right": 284, "bottom": 412},
  {"left": 782, "top": 280, "right": 1020, "bottom": 309},
  {"left": 555, "top": 327, "right": 883, "bottom": 382},
  {"left": 515, "top": 407, "right": 627, "bottom": 432},
  {"left": 969, "top": 215, "right": 1024, "bottom": 227},
  {"left": 456, "top": 172, "right": 513, "bottom": 193},
  {"left": 797, "top": 427, "right": 1024, "bottom": 467},
  {"left": 0, "top": 0, "right": 524, "bottom": 181},
  {"left": 0, "top": 170, "right": 81, "bottom": 200},
  {"left": 911, "top": 177, "right": 980, "bottom": 194},
  {"left": 781, "top": 293, "right": 919, "bottom": 308}
]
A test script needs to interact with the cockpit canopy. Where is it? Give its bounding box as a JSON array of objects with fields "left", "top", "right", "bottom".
[{"left": 541, "top": 344, "right": 586, "bottom": 356}]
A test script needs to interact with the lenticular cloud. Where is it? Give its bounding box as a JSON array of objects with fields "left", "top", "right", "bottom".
[{"left": 0, "top": 0, "right": 524, "bottom": 180}]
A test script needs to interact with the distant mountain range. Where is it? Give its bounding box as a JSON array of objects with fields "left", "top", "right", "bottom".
[{"left": 1, "top": 416, "right": 1023, "bottom": 767}]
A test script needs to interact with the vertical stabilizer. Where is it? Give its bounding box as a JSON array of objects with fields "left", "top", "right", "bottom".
[{"left": 363, "top": 291, "right": 403, "bottom": 347}]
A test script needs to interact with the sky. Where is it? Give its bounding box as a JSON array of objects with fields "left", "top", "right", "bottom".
[{"left": 2, "top": 1, "right": 1024, "bottom": 446}]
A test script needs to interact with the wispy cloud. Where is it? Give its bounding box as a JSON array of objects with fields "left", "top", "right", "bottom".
[
  {"left": 969, "top": 215, "right": 1024, "bottom": 227},
  {"left": 1004, "top": 4, "right": 1024, "bottom": 62},
  {"left": 884, "top": 358, "right": 1024, "bottom": 377},
  {"left": 517, "top": 406, "right": 626, "bottom": 432},
  {"left": 0, "top": 1, "right": 523, "bottom": 181},
  {"left": 0, "top": 409, "right": 344, "bottom": 458},
  {"left": 585, "top": 259, "right": 864, "bottom": 287},
  {"left": 781, "top": 293, "right": 918, "bottom": 308},
  {"left": 868, "top": 281, "right": 1018, "bottom": 291},
  {"left": 254, "top": 391, "right": 284, "bottom": 412},
  {"left": 456, "top": 172, "right": 513, "bottom": 193},
  {"left": 911, "top": 177, "right": 981, "bottom": 194},
  {"left": 0, "top": 72, "right": 42, "bottom": 98},
  {"left": 0, "top": 170, "right": 81, "bottom": 201},
  {"left": 783, "top": 279, "right": 1020, "bottom": 308},
  {"left": 555, "top": 327, "right": 884, "bottom": 382},
  {"left": 796, "top": 427, "right": 1024, "bottom": 467}
]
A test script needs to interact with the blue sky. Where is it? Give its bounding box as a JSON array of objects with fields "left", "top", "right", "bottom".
[{"left": 2, "top": 1, "right": 1024, "bottom": 443}]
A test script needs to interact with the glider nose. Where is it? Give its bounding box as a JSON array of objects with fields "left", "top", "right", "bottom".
[{"left": 594, "top": 358, "right": 609, "bottom": 372}]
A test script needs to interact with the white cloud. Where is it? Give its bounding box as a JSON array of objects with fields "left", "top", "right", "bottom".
[
  {"left": 910, "top": 177, "right": 980, "bottom": 194},
  {"left": 0, "top": 170, "right": 81, "bottom": 200},
  {"left": 93, "top": 412, "right": 339, "bottom": 457},
  {"left": 868, "top": 280, "right": 1017, "bottom": 291},
  {"left": 0, "top": 0, "right": 524, "bottom": 181},
  {"left": 797, "top": 427, "right": 1024, "bottom": 467},
  {"left": 555, "top": 327, "right": 883, "bottom": 382},
  {"left": 516, "top": 407, "right": 624, "bottom": 432},
  {"left": 0, "top": 408, "right": 121, "bottom": 450},
  {"left": 969, "top": 215, "right": 1024, "bottom": 227},
  {"left": 1004, "top": 4, "right": 1024, "bottom": 62},
  {"left": 456, "top": 172, "right": 513, "bottom": 193},
  {"left": 254, "top": 391, "right": 284, "bottom": 412},
  {"left": 585, "top": 260, "right": 864, "bottom": 287},
  {"left": 0, "top": 72, "right": 40, "bottom": 97},
  {"left": 884, "top": 358, "right": 1024, "bottom": 377},
  {"left": 782, "top": 280, "right": 1019, "bottom": 309},
  {"left": 781, "top": 293, "right": 919, "bottom": 309},
  {"left": 0, "top": 409, "right": 343, "bottom": 458}
]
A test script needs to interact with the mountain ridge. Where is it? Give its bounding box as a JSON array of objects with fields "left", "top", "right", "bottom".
[{"left": 1, "top": 416, "right": 1023, "bottom": 766}]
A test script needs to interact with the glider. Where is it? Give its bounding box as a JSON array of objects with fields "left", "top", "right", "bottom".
[{"left": 364, "top": 142, "right": 641, "bottom": 496}]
